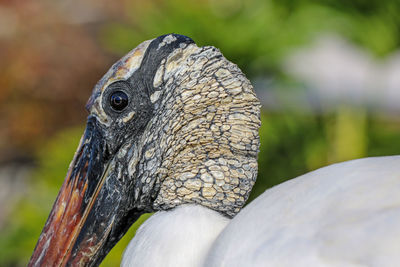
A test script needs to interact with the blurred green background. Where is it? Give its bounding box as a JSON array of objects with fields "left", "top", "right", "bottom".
[{"left": 1, "top": 0, "right": 400, "bottom": 266}]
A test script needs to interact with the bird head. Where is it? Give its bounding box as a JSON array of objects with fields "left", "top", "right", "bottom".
[{"left": 29, "top": 34, "right": 261, "bottom": 266}]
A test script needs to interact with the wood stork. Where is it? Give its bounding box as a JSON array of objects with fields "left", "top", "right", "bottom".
[{"left": 29, "top": 34, "right": 400, "bottom": 267}]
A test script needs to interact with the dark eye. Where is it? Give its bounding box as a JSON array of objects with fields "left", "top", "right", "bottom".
[{"left": 110, "top": 91, "right": 128, "bottom": 111}]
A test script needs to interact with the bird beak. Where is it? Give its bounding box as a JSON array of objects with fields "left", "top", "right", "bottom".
[{"left": 29, "top": 117, "right": 140, "bottom": 266}]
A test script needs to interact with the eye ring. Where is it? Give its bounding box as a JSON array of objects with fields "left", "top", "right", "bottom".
[{"left": 110, "top": 91, "right": 129, "bottom": 111}]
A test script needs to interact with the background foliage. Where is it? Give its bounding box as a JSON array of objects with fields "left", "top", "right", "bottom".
[{"left": 0, "top": 0, "right": 399, "bottom": 266}]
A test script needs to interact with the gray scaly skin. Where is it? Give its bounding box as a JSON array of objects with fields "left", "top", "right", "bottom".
[
  {"left": 88, "top": 34, "right": 261, "bottom": 217},
  {"left": 29, "top": 34, "right": 261, "bottom": 266}
]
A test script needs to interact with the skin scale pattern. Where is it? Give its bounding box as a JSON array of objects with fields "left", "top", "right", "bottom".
[
  {"left": 29, "top": 33, "right": 261, "bottom": 267},
  {"left": 89, "top": 34, "right": 261, "bottom": 217},
  {"left": 149, "top": 42, "right": 260, "bottom": 216}
]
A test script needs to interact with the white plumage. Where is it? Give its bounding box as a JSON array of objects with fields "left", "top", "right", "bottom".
[
  {"left": 122, "top": 205, "right": 229, "bottom": 267},
  {"left": 123, "top": 156, "right": 400, "bottom": 267}
]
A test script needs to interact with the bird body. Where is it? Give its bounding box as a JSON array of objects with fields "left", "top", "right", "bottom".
[
  {"left": 123, "top": 156, "right": 400, "bottom": 267},
  {"left": 29, "top": 34, "right": 400, "bottom": 267},
  {"left": 207, "top": 156, "right": 400, "bottom": 267}
]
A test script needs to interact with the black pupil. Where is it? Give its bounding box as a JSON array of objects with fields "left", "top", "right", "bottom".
[{"left": 110, "top": 91, "right": 128, "bottom": 111}]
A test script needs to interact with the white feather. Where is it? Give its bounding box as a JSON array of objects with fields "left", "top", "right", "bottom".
[
  {"left": 206, "top": 156, "right": 400, "bottom": 267},
  {"left": 121, "top": 204, "right": 229, "bottom": 267},
  {"left": 122, "top": 156, "right": 400, "bottom": 267}
]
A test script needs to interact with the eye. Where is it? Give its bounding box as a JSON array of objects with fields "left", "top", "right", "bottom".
[{"left": 110, "top": 91, "right": 129, "bottom": 111}]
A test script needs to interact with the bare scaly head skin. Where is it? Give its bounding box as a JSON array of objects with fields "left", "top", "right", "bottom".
[
  {"left": 148, "top": 43, "right": 260, "bottom": 216},
  {"left": 29, "top": 34, "right": 260, "bottom": 266}
]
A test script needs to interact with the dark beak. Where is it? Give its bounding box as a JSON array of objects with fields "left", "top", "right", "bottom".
[{"left": 29, "top": 117, "right": 141, "bottom": 266}]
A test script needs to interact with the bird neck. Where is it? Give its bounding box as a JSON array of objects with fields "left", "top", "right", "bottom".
[
  {"left": 144, "top": 45, "right": 260, "bottom": 217},
  {"left": 121, "top": 204, "right": 229, "bottom": 267}
]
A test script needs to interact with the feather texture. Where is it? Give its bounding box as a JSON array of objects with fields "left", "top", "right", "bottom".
[{"left": 123, "top": 156, "right": 400, "bottom": 267}]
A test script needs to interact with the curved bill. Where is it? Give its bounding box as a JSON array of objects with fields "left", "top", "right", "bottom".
[{"left": 28, "top": 117, "right": 140, "bottom": 266}]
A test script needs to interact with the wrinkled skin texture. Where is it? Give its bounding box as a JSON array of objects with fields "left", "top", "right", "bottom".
[{"left": 29, "top": 34, "right": 261, "bottom": 266}]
